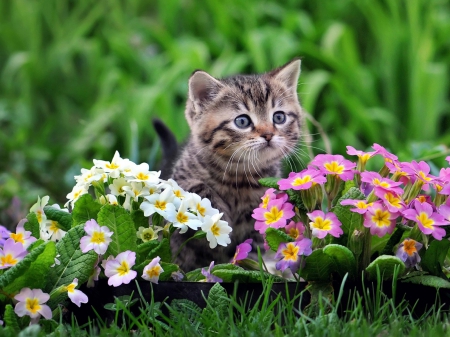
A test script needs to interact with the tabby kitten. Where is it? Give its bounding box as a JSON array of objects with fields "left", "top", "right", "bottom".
[{"left": 166, "top": 59, "right": 303, "bottom": 271}]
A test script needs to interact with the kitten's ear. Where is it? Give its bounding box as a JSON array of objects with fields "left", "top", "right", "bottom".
[
  {"left": 270, "top": 58, "right": 301, "bottom": 91},
  {"left": 188, "top": 71, "right": 223, "bottom": 110}
]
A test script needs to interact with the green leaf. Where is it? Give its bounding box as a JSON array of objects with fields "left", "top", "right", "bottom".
[
  {"left": 299, "top": 249, "right": 336, "bottom": 282},
  {"left": 131, "top": 209, "right": 149, "bottom": 231},
  {"left": 265, "top": 227, "right": 293, "bottom": 252},
  {"left": 323, "top": 244, "right": 357, "bottom": 278},
  {"left": 98, "top": 204, "right": 138, "bottom": 257},
  {"left": 421, "top": 239, "right": 450, "bottom": 277},
  {"left": 3, "top": 304, "right": 20, "bottom": 333},
  {"left": 71, "top": 194, "right": 102, "bottom": 228},
  {"left": 401, "top": 275, "right": 450, "bottom": 289},
  {"left": 25, "top": 213, "right": 40, "bottom": 239},
  {"left": 365, "top": 255, "right": 405, "bottom": 280},
  {"left": 0, "top": 241, "right": 56, "bottom": 294},
  {"left": 286, "top": 189, "right": 307, "bottom": 211},
  {"left": 136, "top": 240, "right": 160, "bottom": 265},
  {"left": 381, "top": 227, "right": 406, "bottom": 255},
  {"left": 213, "top": 268, "right": 286, "bottom": 283},
  {"left": 44, "top": 206, "right": 72, "bottom": 231},
  {"left": 258, "top": 177, "right": 281, "bottom": 189},
  {"left": 46, "top": 226, "right": 98, "bottom": 293},
  {"left": 170, "top": 299, "right": 201, "bottom": 325},
  {"left": 159, "top": 262, "right": 179, "bottom": 281},
  {"left": 147, "top": 238, "right": 171, "bottom": 262},
  {"left": 206, "top": 283, "right": 228, "bottom": 320}
]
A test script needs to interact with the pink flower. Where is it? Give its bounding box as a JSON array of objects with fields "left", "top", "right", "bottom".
[
  {"left": 372, "top": 143, "right": 398, "bottom": 164},
  {"left": 307, "top": 210, "right": 343, "bottom": 239},
  {"left": 0, "top": 225, "right": 10, "bottom": 248},
  {"left": 231, "top": 239, "right": 253, "bottom": 264},
  {"left": 0, "top": 238, "right": 28, "bottom": 269},
  {"left": 340, "top": 199, "right": 374, "bottom": 214},
  {"left": 402, "top": 161, "right": 436, "bottom": 187},
  {"left": 66, "top": 278, "right": 88, "bottom": 307},
  {"left": 142, "top": 256, "right": 164, "bottom": 284},
  {"left": 363, "top": 202, "right": 398, "bottom": 237},
  {"left": 374, "top": 189, "right": 406, "bottom": 213},
  {"left": 14, "top": 288, "right": 52, "bottom": 324},
  {"left": 284, "top": 221, "right": 305, "bottom": 240},
  {"left": 402, "top": 200, "right": 449, "bottom": 240},
  {"left": 252, "top": 199, "right": 295, "bottom": 234},
  {"left": 201, "top": 261, "right": 223, "bottom": 283},
  {"left": 346, "top": 146, "right": 376, "bottom": 165},
  {"left": 309, "top": 154, "right": 356, "bottom": 181},
  {"left": 104, "top": 251, "right": 137, "bottom": 287},
  {"left": 258, "top": 188, "right": 288, "bottom": 209},
  {"left": 274, "top": 239, "right": 312, "bottom": 273},
  {"left": 9, "top": 219, "right": 36, "bottom": 249},
  {"left": 360, "top": 171, "right": 403, "bottom": 195},
  {"left": 80, "top": 219, "right": 113, "bottom": 255},
  {"left": 396, "top": 238, "right": 423, "bottom": 268},
  {"left": 277, "top": 169, "right": 326, "bottom": 191}
]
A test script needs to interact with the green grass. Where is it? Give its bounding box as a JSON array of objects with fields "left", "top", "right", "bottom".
[
  {"left": 1, "top": 277, "right": 450, "bottom": 336},
  {"left": 0, "top": 1, "right": 449, "bottom": 222}
]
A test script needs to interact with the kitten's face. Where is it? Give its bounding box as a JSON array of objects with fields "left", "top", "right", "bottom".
[{"left": 186, "top": 59, "right": 302, "bottom": 169}]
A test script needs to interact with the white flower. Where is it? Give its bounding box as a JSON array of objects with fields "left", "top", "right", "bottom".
[
  {"left": 189, "top": 193, "right": 219, "bottom": 219},
  {"left": 140, "top": 188, "right": 176, "bottom": 219},
  {"left": 136, "top": 226, "right": 161, "bottom": 242},
  {"left": 201, "top": 213, "right": 232, "bottom": 249},
  {"left": 126, "top": 163, "right": 161, "bottom": 186},
  {"left": 66, "top": 278, "right": 88, "bottom": 307},
  {"left": 75, "top": 167, "right": 105, "bottom": 186},
  {"left": 161, "top": 179, "right": 189, "bottom": 208},
  {"left": 168, "top": 199, "right": 202, "bottom": 234},
  {"left": 93, "top": 151, "right": 126, "bottom": 179},
  {"left": 109, "top": 177, "right": 131, "bottom": 196},
  {"left": 30, "top": 196, "right": 49, "bottom": 225},
  {"left": 142, "top": 257, "right": 164, "bottom": 284},
  {"left": 122, "top": 182, "right": 151, "bottom": 202},
  {"left": 65, "top": 184, "right": 89, "bottom": 208},
  {"left": 106, "top": 194, "right": 119, "bottom": 205},
  {"left": 44, "top": 220, "right": 67, "bottom": 242}
]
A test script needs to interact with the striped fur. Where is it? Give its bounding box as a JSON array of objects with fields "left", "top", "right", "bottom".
[{"left": 171, "top": 59, "right": 303, "bottom": 271}]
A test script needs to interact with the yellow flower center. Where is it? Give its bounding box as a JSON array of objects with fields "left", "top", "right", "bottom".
[
  {"left": 324, "top": 161, "right": 344, "bottom": 174},
  {"left": 288, "top": 228, "right": 300, "bottom": 239},
  {"left": 36, "top": 211, "right": 43, "bottom": 224},
  {"left": 403, "top": 239, "right": 418, "bottom": 256},
  {"left": 146, "top": 265, "right": 162, "bottom": 279},
  {"left": 310, "top": 217, "right": 332, "bottom": 231},
  {"left": 282, "top": 243, "right": 300, "bottom": 261},
  {"left": 355, "top": 201, "right": 369, "bottom": 209},
  {"left": 26, "top": 298, "right": 41, "bottom": 315},
  {"left": 66, "top": 283, "right": 76, "bottom": 293},
  {"left": 155, "top": 200, "right": 167, "bottom": 210},
  {"left": 196, "top": 204, "right": 206, "bottom": 217},
  {"left": 373, "top": 178, "right": 390, "bottom": 189},
  {"left": 91, "top": 231, "right": 106, "bottom": 244},
  {"left": 106, "top": 163, "right": 119, "bottom": 170},
  {"left": 292, "top": 175, "right": 311, "bottom": 186},
  {"left": 417, "top": 212, "right": 434, "bottom": 229},
  {"left": 1, "top": 254, "right": 18, "bottom": 266},
  {"left": 49, "top": 221, "right": 60, "bottom": 233},
  {"left": 10, "top": 232, "right": 24, "bottom": 244},
  {"left": 263, "top": 206, "right": 284, "bottom": 225},
  {"left": 141, "top": 228, "right": 156, "bottom": 241},
  {"left": 211, "top": 223, "right": 221, "bottom": 236},
  {"left": 384, "top": 193, "right": 401, "bottom": 208},
  {"left": 176, "top": 212, "right": 189, "bottom": 224},
  {"left": 359, "top": 153, "right": 371, "bottom": 164},
  {"left": 262, "top": 195, "right": 270, "bottom": 209},
  {"left": 418, "top": 171, "right": 432, "bottom": 181},
  {"left": 372, "top": 209, "right": 391, "bottom": 228},
  {"left": 174, "top": 190, "right": 183, "bottom": 198},
  {"left": 117, "top": 261, "right": 130, "bottom": 276},
  {"left": 136, "top": 172, "right": 149, "bottom": 181},
  {"left": 417, "top": 195, "right": 427, "bottom": 203}
]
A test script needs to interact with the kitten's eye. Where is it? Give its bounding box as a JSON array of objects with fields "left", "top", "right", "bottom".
[
  {"left": 273, "top": 111, "right": 286, "bottom": 124},
  {"left": 235, "top": 115, "right": 252, "bottom": 129}
]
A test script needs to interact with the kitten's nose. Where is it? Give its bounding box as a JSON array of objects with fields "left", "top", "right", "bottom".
[{"left": 262, "top": 133, "right": 273, "bottom": 142}]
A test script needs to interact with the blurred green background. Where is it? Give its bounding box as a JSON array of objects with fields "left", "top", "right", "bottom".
[{"left": 1, "top": 0, "right": 450, "bottom": 226}]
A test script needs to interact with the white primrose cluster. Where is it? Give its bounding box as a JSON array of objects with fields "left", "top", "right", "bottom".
[{"left": 65, "top": 151, "right": 232, "bottom": 249}]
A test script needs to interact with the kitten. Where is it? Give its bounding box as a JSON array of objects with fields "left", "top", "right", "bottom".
[{"left": 156, "top": 59, "right": 303, "bottom": 271}]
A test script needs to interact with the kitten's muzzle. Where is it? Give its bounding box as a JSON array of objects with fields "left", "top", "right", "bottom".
[{"left": 261, "top": 133, "right": 274, "bottom": 142}]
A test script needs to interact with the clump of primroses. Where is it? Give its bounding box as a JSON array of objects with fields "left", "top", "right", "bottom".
[{"left": 247, "top": 143, "right": 450, "bottom": 276}]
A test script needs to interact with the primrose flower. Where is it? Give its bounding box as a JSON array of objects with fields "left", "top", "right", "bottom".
[
  {"left": 14, "top": 288, "right": 52, "bottom": 324},
  {"left": 284, "top": 221, "right": 305, "bottom": 241},
  {"left": 277, "top": 169, "right": 326, "bottom": 191},
  {"left": 142, "top": 256, "right": 164, "bottom": 284},
  {"left": 122, "top": 181, "right": 151, "bottom": 201},
  {"left": 140, "top": 188, "right": 176, "bottom": 218},
  {"left": 372, "top": 143, "right": 398, "bottom": 164},
  {"left": 402, "top": 200, "right": 449, "bottom": 240},
  {"left": 104, "top": 251, "right": 137, "bottom": 287},
  {"left": 80, "top": 219, "right": 113, "bottom": 255},
  {"left": 0, "top": 238, "right": 28, "bottom": 269},
  {"left": 168, "top": 199, "right": 202, "bottom": 234},
  {"left": 171, "top": 270, "right": 184, "bottom": 282},
  {"left": 396, "top": 238, "right": 423, "bottom": 268},
  {"left": 340, "top": 199, "right": 373, "bottom": 214},
  {"left": 109, "top": 177, "right": 131, "bottom": 197},
  {"left": 66, "top": 278, "right": 88, "bottom": 307},
  {"left": 346, "top": 146, "right": 376, "bottom": 167},
  {"left": 201, "top": 261, "right": 223, "bottom": 283},
  {"left": 126, "top": 163, "right": 161, "bottom": 186},
  {"left": 258, "top": 188, "right": 288, "bottom": 209},
  {"left": 93, "top": 150, "right": 126, "bottom": 179},
  {"left": 307, "top": 210, "right": 343, "bottom": 239},
  {"left": 363, "top": 202, "right": 398, "bottom": 237},
  {"left": 9, "top": 219, "right": 36, "bottom": 249},
  {"left": 252, "top": 199, "right": 295, "bottom": 234},
  {"left": 189, "top": 193, "right": 219, "bottom": 219},
  {"left": 403, "top": 161, "right": 436, "bottom": 186},
  {"left": 201, "top": 213, "right": 232, "bottom": 249},
  {"left": 136, "top": 226, "right": 162, "bottom": 242},
  {"left": 44, "top": 220, "right": 67, "bottom": 242},
  {"left": 86, "top": 264, "right": 101, "bottom": 288},
  {"left": 0, "top": 225, "right": 10, "bottom": 247},
  {"left": 275, "top": 239, "right": 312, "bottom": 274},
  {"left": 309, "top": 154, "right": 356, "bottom": 181},
  {"left": 65, "top": 184, "right": 89, "bottom": 208},
  {"left": 75, "top": 167, "right": 105, "bottom": 186},
  {"left": 374, "top": 189, "right": 406, "bottom": 213},
  {"left": 162, "top": 179, "right": 189, "bottom": 208},
  {"left": 29, "top": 195, "right": 49, "bottom": 225},
  {"left": 360, "top": 171, "right": 404, "bottom": 195},
  {"left": 231, "top": 239, "right": 253, "bottom": 264}
]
